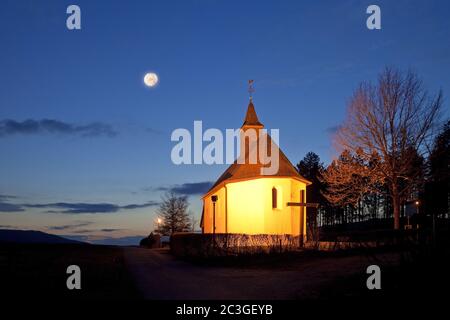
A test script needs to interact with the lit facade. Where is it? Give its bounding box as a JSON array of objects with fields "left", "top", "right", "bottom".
[{"left": 200, "top": 100, "right": 311, "bottom": 236}]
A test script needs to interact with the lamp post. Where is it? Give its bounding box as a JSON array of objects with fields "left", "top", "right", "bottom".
[{"left": 211, "top": 195, "right": 218, "bottom": 248}]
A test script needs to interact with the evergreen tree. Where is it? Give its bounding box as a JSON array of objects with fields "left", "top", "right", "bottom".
[
  {"left": 296, "top": 152, "right": 328, "bottom": 205},
  {"left": 425, "top": 120, "right": 450, "bottom": 217},
  {"left": 296, "top": 152, "right": 327, "bottom": 235}
]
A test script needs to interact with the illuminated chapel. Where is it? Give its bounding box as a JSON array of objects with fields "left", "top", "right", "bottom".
[{"left": 200, "top": 99, "right": 311, "bottom": 236}]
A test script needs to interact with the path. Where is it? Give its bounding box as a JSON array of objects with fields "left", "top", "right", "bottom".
[{"left": 123, "top": 247, "right": 399, "bottom": 299}]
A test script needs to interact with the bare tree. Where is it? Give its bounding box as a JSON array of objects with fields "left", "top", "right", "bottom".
[
  {"left": 155, "top": 192, "right": 191, "bottom": 235},
  {"left": 321, "top": 149, "right": 380, "bottom": 208},
  {"left": 335, "top": 68, "right": 442, "bottom": 229}
]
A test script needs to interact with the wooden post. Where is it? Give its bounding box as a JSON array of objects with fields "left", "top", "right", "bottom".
[
  {"left": 213, "top": 202, "right": 216, "bottom": 235},
  {"left": 286, "top": 200, "right": 318, "bottom": 249}
]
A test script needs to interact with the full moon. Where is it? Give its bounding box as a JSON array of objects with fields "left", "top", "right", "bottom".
[{"left": 144, "top": 72, "right": 159, "bottom": 87}]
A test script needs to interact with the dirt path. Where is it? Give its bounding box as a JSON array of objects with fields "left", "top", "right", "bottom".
[{"left": 123, "top": 247, "right": 400, "bottom": 300}]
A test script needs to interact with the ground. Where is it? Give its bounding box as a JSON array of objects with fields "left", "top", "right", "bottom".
[
  {"left": 0, "top": 243, "right": 139, "bottom": 299},
  {"left": 1, "top": 242, "right": 423, "bottom": 300},
  {"left": 124, "top": 247, "right": 401, "bottom": 299}
]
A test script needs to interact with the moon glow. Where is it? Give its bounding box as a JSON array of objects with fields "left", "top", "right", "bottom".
[{"left": 144, "top": 72, "right": 159, "bottom": 87}]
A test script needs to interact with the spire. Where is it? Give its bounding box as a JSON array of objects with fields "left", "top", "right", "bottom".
[{"left": 242, "top": 100, "right": 263, "bottom": 127}]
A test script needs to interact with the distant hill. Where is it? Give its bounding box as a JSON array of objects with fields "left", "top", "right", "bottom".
[
  {"left": 0, "top": 229, "right": 86, "bottom": 244},
  {"left": 91, "top": 236, "right": 145, "bottom": 246}
]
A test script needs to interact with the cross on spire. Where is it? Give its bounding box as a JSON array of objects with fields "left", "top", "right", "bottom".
[{"left": 248, "top": 79, "right": 255, "bottom": 101}]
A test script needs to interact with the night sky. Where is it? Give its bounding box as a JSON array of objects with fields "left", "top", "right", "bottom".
[{"left": 1, "top": 0, "right": 449, "bottom": 244}]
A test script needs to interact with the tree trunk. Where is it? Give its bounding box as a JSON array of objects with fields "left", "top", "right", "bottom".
[{"left": 392, "top": 188, "right": 401, "bottom": 230}]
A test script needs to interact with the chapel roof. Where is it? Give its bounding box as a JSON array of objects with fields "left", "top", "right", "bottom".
[
  {"left": 242, "top": 100, "right": 263, "bottom": 127},
  {"left": 203, "top": 100, "right": 311, "bottom": 197}
]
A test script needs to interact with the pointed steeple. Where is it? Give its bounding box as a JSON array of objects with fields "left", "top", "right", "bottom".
[
  {"left": 242, "top": 100, "right": 263, "bottom": 127},
  {"left": 243, "top": 80, "right": 263, "bottom": 127}
]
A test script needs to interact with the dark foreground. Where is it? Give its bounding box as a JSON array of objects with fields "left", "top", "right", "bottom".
[
  {"left": 0, "top": 243, "right": 139, "bottom": 299},
  {"left": 0, "top": 242, "right": 448, "bottom": 301}
]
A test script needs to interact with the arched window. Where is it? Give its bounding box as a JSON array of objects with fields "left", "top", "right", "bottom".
[
  {"left": 272, "top": 186, "right": 283, "bottom": 210},
  {"left": 272, "top": 187, "right": 277, "bottom": 209}
]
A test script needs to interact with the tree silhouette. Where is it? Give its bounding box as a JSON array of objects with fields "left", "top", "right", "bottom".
[
  {"left": 155, "top": 192, "right": 191, "bottom": 235},
  {"left": 297, "top": 152, "right": 326, "bottom": 205},
  {"left": 424, "top": 120, "right": 450, "bottom": 218},
  {"left": 296, "top": 152, "right": 328, "bottom": 239},
  {"left": 334, "top": 68, "right": 442, "bottom": 229}
]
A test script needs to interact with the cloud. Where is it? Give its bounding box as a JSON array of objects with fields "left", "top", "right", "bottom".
[
  {"left": 0, "top": 194, "right": 17, "bottom": 201},
  {"left": 1, "top": 200, "right": 159, "bottom": 214},
  {"left": 58, "top": 228, "right": 124, "bottom": 235},
  {"left": 171, "top": 182, "right": 213, "bottom": 195},
  {"left": 0, "top": 194, "right": 24, "bottom": 212},
  {"left": 326, "top": 125, "right": 342, "bottom": 135},
  {"left": 0, "top": 202, "right": 24, "bottom": 212},
  {"left": 26, "top": 202, "right": 121, "bottom": 214},
  {"left": 48, "top": 225, "right": 78, "bottom": 231},
  {"left": 25, "top": 200, "right": 159, "bottom": 214},
  {"left": 121, "top": 202, "right": 159, "bottom": 210},
  {"left": 73, "top": 228, "right": 122, "bottom": 234},
  {"left": 154, "top": 181, "right": 213, "bottom": 196},
  {"left": 47, "top": 221, "right": 93, "bottom": 231},
  {"left": 0, "top": 225, "right": 17, "bottom": 229},
  {"left": 0, "top": 119, "right": 117, "bottom": 138},
  {"left": 73, "top": 229, "right": 95, "bottom": 234},
  {"left": 47, "top": 222, "right": 123, "bottom": 235},
  {"left": 100, "top": 228, "right": 122, "bottom": 232}
]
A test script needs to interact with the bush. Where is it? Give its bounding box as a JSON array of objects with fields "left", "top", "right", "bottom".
[{"left": 139, "top": 232, "right": 161, "bottom": 248}]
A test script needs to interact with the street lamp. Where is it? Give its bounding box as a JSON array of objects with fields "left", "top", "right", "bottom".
[
  {"left": 211, "top": 195, "right": 218, "bottom": 247},
  {"left": 211, "top": 195, "right": 218, "bottom": 234}
]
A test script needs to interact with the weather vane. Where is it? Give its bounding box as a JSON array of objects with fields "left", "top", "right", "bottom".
[{"left": 248, "top": 79, "right": 255, "bottom": 101}]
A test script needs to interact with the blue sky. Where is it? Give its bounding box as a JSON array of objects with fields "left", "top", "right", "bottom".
[{"left": 1, "top": 0, "right": 449, "bottom": 244}]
